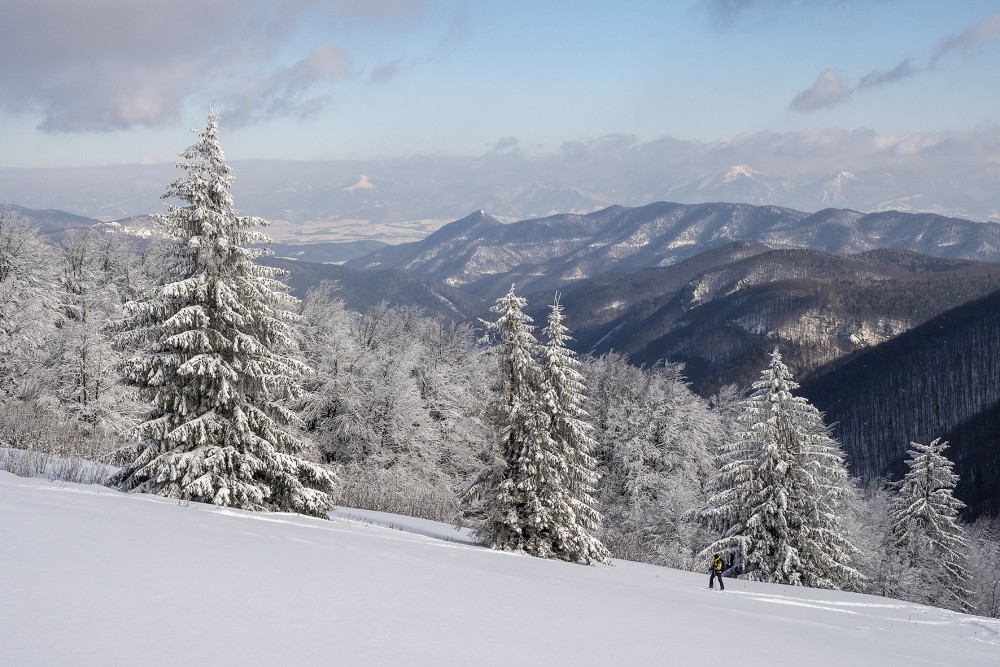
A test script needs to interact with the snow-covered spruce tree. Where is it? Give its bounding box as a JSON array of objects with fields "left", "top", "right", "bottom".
[
  {"left": 110, "top": 112, "right": 334, "bottom": 517},
  {"left": 586, "top": 354, "right": 662, "bottom": 561},
  {"left": 700, "top": 348, "right": 861, "bottom": 589},
  {"left": 892, "top": 438, "right": 973, "bottom": 612},
  {"left": 462, "top": 286, "right": 577, "bottom": 560},
  {"left": 538, "top": 293, "right": 609, "bottom": 563}
]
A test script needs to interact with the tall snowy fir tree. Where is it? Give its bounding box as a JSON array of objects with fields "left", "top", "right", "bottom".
[
  {"left": 110, "top": 112, "right": 335, "bottom": 517},
  {"left": 538, "top": 293, "right": 609, "bottom": 563},
  {"left": 462, "top": 286, "right": 592, "bottom": 561},
  {"left": 892, "top": 438, "right": 973, "bottom": 612},
  {"left": 700, "top": 348, "right": 861, "bottom": 589}
]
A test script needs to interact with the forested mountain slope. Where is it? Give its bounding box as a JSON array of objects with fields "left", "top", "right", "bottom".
[
  {"left": 942, "top": 404, "right": 1000, "bottom": 517},
  {"left": 522, "top": 246, "right": 1000, "bottom": 394},
  {"left": 276, "top": 238, "right": 1000, "bottom": 399},
  {"left": 274, "top": 237, "right": 1000, "bottom": 397},
  {"left": 801, "top": 289, "right": 1000, "bottom": 517}
]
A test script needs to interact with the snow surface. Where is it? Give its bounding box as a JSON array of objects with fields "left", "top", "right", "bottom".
[{"left": 2, "top": 471, "right": 998, "bottom": 666}]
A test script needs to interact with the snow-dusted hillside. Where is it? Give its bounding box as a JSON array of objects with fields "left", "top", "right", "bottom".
[
  {"left": 346, "top": 203, "right": 1000, "bottom": 300},
  {"left": 2, "top": 472, "right": 997, "bottom": 666}
]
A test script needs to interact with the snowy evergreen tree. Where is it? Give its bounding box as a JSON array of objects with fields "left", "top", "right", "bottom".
[
  {"left": 462, "top": 286, "right": 578, "bottom": 560},
  {"left": 0, "top": 215, "right": 156, "bottom": 461},
  {"left": 329, "top": 302, "right": 435, "bottom": 469},
  {"left": 409, "top": 317, "right": 492, "bottom": 475},
  {"left": 850, "top": 480, "right": 908, "bottom": 598},
  {"left": 110, "top": 112, "right": 334, "bottom": 517},
  {"left": 700, "top": 348, "right": 861, "bottom": 589},
  {"left": 588, "top": 354, "right": 663, "bottom": 560},
  {"left": 892, "top": 438, "right": 973, "bottom": 612},
  {"left": 538, "top": 293, "right": 609, "bottom": 563},
  {"left": 295, "top": 284, "right": 354, "bottom": 446}
]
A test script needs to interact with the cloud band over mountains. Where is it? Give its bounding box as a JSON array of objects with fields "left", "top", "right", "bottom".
[
  {"left": 4, "top": 123, "right": 999, "bottom": 226},
  {"left": 791, "top": 12, "right": 1000, "bottom": 113}
]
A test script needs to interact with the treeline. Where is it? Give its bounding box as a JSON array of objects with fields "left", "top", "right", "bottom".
[{"left": 0, "top": 208, "right": 726, "bottom": 564}]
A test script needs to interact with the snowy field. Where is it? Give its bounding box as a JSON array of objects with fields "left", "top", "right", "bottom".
[{"left": 2, "top": 471, "right": 998, "bottom": 666}]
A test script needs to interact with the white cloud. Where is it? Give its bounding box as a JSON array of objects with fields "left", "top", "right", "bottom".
[
  {"left": 789, "top": 70, "right": 853, "bottom": 112},
  {"left": 858, "top": 59, "right": 918, "bottom": 88},
  {"left": 370, "top": 60, "right": 403, "bottom": 83},
  {"left": 0, "top": 0, "right": 418, "bottom": 132},
  {"left": 790, "top": 13, "right": 1000, "bottom": 115},
  {"left": 218, "top": 45, "right": 354, "bottom": 126},
  {"left": 932, "top": 12, "right": 1000, "bottom": 65}
]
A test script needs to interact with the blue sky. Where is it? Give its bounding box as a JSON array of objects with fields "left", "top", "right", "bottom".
[{"left": 1, "top": 0, "right": 998, "bottom": 168}]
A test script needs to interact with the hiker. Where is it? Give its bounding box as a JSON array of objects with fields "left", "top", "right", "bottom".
[{"left": 709, "top": 553, "right": 725, "bottom": 590}]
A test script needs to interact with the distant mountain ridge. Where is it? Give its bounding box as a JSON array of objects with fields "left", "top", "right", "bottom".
[
  {"left": 347, "top": 202, "right": 1000, "bottom": 300},
  {"left": 0, "top": 203, "right": 98, "bottom": 233},
  {"left": 4, "top": 125, "right": 1000, "bottom": 240}
]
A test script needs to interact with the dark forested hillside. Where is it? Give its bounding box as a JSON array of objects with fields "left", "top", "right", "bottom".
[
  {"left": 940, "top": 404, "right": 1000, "bottom": 517},
  {"left": 520, "top": 240, "right": 773, "bottom": 341},
  {"left": 522, "top": 246, "right": 1000, "bottom": 395},
  {"left": 801, "top": 290, "right": 1000, "bottom": 517}
]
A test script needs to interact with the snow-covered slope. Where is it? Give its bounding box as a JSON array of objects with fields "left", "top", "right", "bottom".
[{"left": 2, "top": 471, "right": 998, "bottom": 666}]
